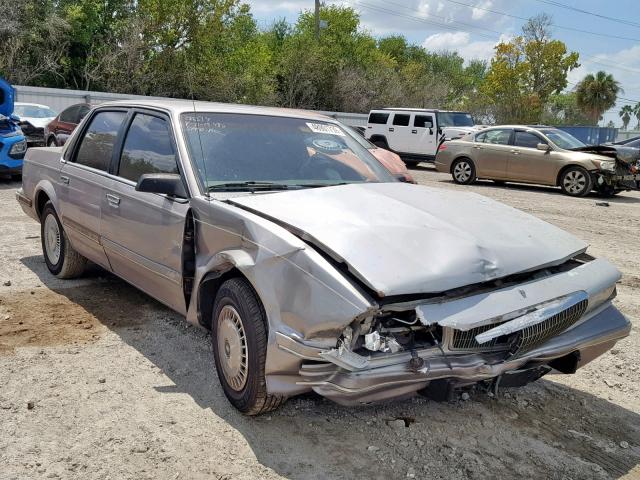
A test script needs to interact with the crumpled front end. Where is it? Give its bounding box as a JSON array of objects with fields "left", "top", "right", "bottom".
[
  {"left": 277, "top": 255, "right": 630, "bottom": 405},
  {"left": 574, "top": 145, "right": 640, "bottom": 193}
]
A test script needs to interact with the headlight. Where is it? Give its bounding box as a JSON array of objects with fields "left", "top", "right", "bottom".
[
  {"left": 9, "top": 139, "right": 27, "bottom": 156},
  {"left": 592, "top": 159, "right": 616, "bottom": 173}
]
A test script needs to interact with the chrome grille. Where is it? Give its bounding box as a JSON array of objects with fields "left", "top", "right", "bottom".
[
  {"left": 510, "top": 299, "right": 588, "bottom": 355},
  {"left": 449, "top": 299, "right": 588, "bottom": 356}
]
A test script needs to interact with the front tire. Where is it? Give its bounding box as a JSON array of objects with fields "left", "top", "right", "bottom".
[
  {"left": 560, "top": 166, "right": 593, "bottom": 197},
  {"left": 211, "top": 277, "right": 285, "bottom": 415},
  {"left": 47, "top": 137, "right": 57, "bottom": 147},
  {"left": 451, "top": 158, "right": 476, "bottom": 185},
  {"left": 41, "top": 202, "right": 87, "bottom": 278}
]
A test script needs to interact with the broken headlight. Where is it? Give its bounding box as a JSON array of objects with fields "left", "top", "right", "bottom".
[{"left": 591, "top": 159, "right": 616, "bottom": 173}]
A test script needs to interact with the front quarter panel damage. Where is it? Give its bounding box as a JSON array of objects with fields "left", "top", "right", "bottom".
[{"left": 187, "top": 196, "right": 375, "bottom": 396}]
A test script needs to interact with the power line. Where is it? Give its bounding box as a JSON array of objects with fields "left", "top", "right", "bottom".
[
  {"left": 441, "top": 0, "right": 640, "bottom": 43},
  {"left": 532, "top": 0, "right": 640, "bottom": 29}
]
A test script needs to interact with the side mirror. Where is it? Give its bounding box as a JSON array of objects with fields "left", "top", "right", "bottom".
[
  {"left": 136, "top": 173, "right": 187, "bottom": 198},
  {"left": 425, "top": 121, "right": 433, "bottom": 129},
  {"left": 537, "top": 143, "right": 550, "bottom": 151}
]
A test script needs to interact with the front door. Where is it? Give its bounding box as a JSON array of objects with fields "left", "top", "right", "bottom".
[
  {"left": 407, "top": 114, "right": 437, "bottom": 156},
  {"left": 506, "top": 130, "right": 555, "bottom": 184},
  {"left": 101, "top": 110, "right": 189, "bottom": 314},
  {"left": 472, "top": 128, "right": 513, "bottom": 179},
  {"left": 58, "top": 109, "right": 127, "bottom": 269}
]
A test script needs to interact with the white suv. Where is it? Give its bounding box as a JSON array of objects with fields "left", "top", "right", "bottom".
[{"left": 365, "top": 108, "right": 479, "bottom": 164}]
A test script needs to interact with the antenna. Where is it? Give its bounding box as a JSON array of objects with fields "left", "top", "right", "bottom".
[{"left": 185, "top": 63, "right": 209, "bottom": 197}]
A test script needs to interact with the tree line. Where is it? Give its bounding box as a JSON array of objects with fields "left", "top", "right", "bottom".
[{"left": 0, "top": 0, "right": 634, "bottom": 127}]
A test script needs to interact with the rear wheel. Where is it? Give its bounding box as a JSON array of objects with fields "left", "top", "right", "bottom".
[
  {"left": 41, "top": 202, "right": 87, "bottom": 278},
  {"left": 451, "top": 158, "right": 476, "bottom": 185},
  {"left": 560, "top": 166, "right": 592, "bottom": 197},
  {"left": 211, "top": 277, "right": 285, "bottom": 415}
]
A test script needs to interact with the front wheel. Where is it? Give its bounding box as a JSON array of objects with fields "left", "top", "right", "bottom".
[
  {"left": 560, "top": 166, "right": 593, "bottom": 197},
  {"left": 451, "top": 158, "right": 476, "bottom": 185},
  {"left": 41, "top": 202, "right": 87, "bottom": 278},
  {"left": 211, "top": 277, "right": 285, "bottom": 415}
]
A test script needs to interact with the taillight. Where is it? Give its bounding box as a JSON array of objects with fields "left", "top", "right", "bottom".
[{"left": 438, "top": 143, "right": 447, "bottom": 151}]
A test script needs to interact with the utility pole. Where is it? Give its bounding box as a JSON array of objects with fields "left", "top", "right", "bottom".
[{"left": 315, "top": 0, "right": 320, "bottom": 40}]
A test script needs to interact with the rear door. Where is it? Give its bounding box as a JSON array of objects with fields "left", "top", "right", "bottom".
[
  {"left": 58, "top": 109, "right": 128, "bottom": 269},
  {"left": 387, "top": 113, "right": 412, "bottom": 153},
  {"left": 101, "top": 109, "right": 189, "bottom": 313},
  {"left": 472, "top": 128, "right": 513, "bottom": 178},
  {"left": 507, "top": 130, "right": 555, "bottom": 183},
  {"left": 408, "top": 114, "right": 437, "bottom": 156}
]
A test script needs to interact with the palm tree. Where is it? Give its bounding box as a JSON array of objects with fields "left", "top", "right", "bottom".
[
  {"left": 575, "top": 71, "right": 622, "bottom": 125},
  {"left": 619, "top": 105, "right": 634, "bottom": 130},
  {"left": 633, "top": 103, "right": 640, "bottom": 130}
]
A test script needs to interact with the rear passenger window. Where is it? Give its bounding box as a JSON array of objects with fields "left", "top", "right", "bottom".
[
  {"left": 514, "top": 131, "right": 544, "bottom": 149},
  {"left": 476, "top": 129, "right": 512, "bottom": 145},
  {"left": 393, "top": 114, "right": 410, "bottom": 126},
  {"left": 59, "top": 105, "right": 79, "bottom": 123},
  {"left": 75, "top": 111, "right": 126, "bottom": 171},
  {"left": 369, "top": 113, "right": 389, "bottom": 124},
  {"left": 414, "top": 115, "right": 433, "bottom": 128},
  {"left": 118, "top": 113, "right": 178, "bottom": 183}
]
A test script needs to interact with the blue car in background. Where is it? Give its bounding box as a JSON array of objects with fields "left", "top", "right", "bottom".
[{"left": 0, "top": 77, "right": 27, "bottom": 179}]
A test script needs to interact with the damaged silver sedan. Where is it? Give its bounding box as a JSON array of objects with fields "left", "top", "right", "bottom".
[{"left": 17, "top": 100, "right": 631, "bottom": 415}]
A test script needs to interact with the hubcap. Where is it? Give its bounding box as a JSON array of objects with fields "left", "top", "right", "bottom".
[
  {"left": 563, "top": 170, "right": 587, "bottom": 194},
  {"left": 453, "top": 161, "right": 472, "bottom": 182},
  {"left": 44, "top": 214, "right": 61, "bottom": 265},
  {"left": 217, "top": 305, "right": 248, "bottom": 391}
]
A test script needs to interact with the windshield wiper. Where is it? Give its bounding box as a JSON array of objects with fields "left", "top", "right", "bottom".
[{"left": 208, "top": 181, "right": 295, "bottom": 192}]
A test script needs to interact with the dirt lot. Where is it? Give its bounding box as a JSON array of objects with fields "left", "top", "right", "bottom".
[{"left": 1, "top": 169, "right": 639, "bottom": 480}]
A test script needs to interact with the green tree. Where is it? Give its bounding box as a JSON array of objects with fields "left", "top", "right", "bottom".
[
  {"left": 619, "top": 105, "right": 634, "bottom": 130},
  {"left": 575, "top": 71, "right": 621, "bottom": 125},
  {"left": 633, "top": 103, "right": 640, "bottom": 130},
  {"left": 542, "top": 92, "right": 592, "bottom": 125},
  {"left": 481, "top": 14, "right": 579, "bottom": 123}
]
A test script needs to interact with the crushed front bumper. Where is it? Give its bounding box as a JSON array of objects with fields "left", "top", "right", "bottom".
[{"left": 279, "top": 302, "right": 629, "bottom": 405}]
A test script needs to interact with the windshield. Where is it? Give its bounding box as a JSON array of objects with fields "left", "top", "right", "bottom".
[
  {"left": 436, "top": 112, "right": 474, "bottom": 127},
  {"left": 14, "top": 105, "right": 57, "bottom": 118},
  {"left": 540, "top": 129, "right": 586, "bottom": 149},
  {"left": 343, "top": 125, "right": 376, "bottom": 149},
  {"left": 181, "top": 113, "right": 395, "bottom": 190}
]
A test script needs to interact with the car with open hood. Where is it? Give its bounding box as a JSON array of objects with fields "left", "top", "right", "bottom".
[
  {"left": 14, "top": 102, "right": 57, "bottom": 146},
  {"left": 16, "top": 100, "right": 630, "bottom": 414},
  {"left": 0, "top": 78, "right": 27, "bottom": 179},
  {"left": 435, "top": 125, "right": 640, "bottom": 196}
]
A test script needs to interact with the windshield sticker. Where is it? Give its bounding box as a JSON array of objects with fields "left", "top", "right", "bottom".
[
  {"left": 306, "top": 122, "right": 345, "bottom": 136},
  {"left": 183, "top": 114, "right": 227, "bottom": 133}
]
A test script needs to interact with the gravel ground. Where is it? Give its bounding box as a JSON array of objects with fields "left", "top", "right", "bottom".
[{"left": 1, "top": 168, "right": 639, "bottom": 480}]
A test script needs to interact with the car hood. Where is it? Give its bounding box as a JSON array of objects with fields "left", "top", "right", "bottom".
[
  {"left": 21, "top": 116, "right": 55, "bottom": 128},
  {"left": 229, "top": 183, "right": 587, "bottom": 297}
]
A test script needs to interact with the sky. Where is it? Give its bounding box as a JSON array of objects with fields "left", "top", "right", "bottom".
[{"left": 244, "top": 0, "right": 640, "bottom": 128}]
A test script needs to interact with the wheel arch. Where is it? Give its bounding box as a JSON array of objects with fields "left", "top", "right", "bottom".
[
  {"left": 450, "top": 155, "right": 474, "bottom": 173},
  {"left": 556, "top": 163, "right": 594, "bottom": 186},
  {"left": 34, "top": 181, "right": 58, "bottom": 220}
]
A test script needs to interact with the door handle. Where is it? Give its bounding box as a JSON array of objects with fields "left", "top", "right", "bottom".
[
  {"left": 510, "top": 149, "right": 520, "bottom": 155},
  {"left": 106, "top": 193, "right": 121, "bottom": 206},
  {"left": 411, "top": 129, "right": 417, "bottom": 134},
  {"left": 388, "top": 127, "right": 394, "bottom": 132},
  {"left": 60, "top": 175, "right": 69, "bottom": 184},
  {"left": 473, "top": 145, "right": 482, "bottom": 149}
]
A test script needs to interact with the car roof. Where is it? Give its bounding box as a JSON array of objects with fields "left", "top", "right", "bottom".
[
  {"left": 15, "top": 102, "right": 51, "bottom": 109},
  {"left": 375, "top": 108, "right": 468, "bottom": 113},
  {"left": 97, "top": 99, "right": 334, "bottom": 122}
]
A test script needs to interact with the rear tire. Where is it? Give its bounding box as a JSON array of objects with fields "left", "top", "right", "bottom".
[
  {"left": 211, "top": 277, "right": 286, "bottom": 415},
  {"left": 560, "top": 166, "right": 592, "bottom": 197},
  {"left": 451, "top": 158, "right": 476, "bottom": 185},
  {"left": 41, "top": 202, "right": 87, "bottom": 278}
]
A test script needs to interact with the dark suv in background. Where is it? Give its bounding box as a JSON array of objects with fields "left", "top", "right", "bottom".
[{"left": 45, "top": 103, "right": 92, "bottom": 147}]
